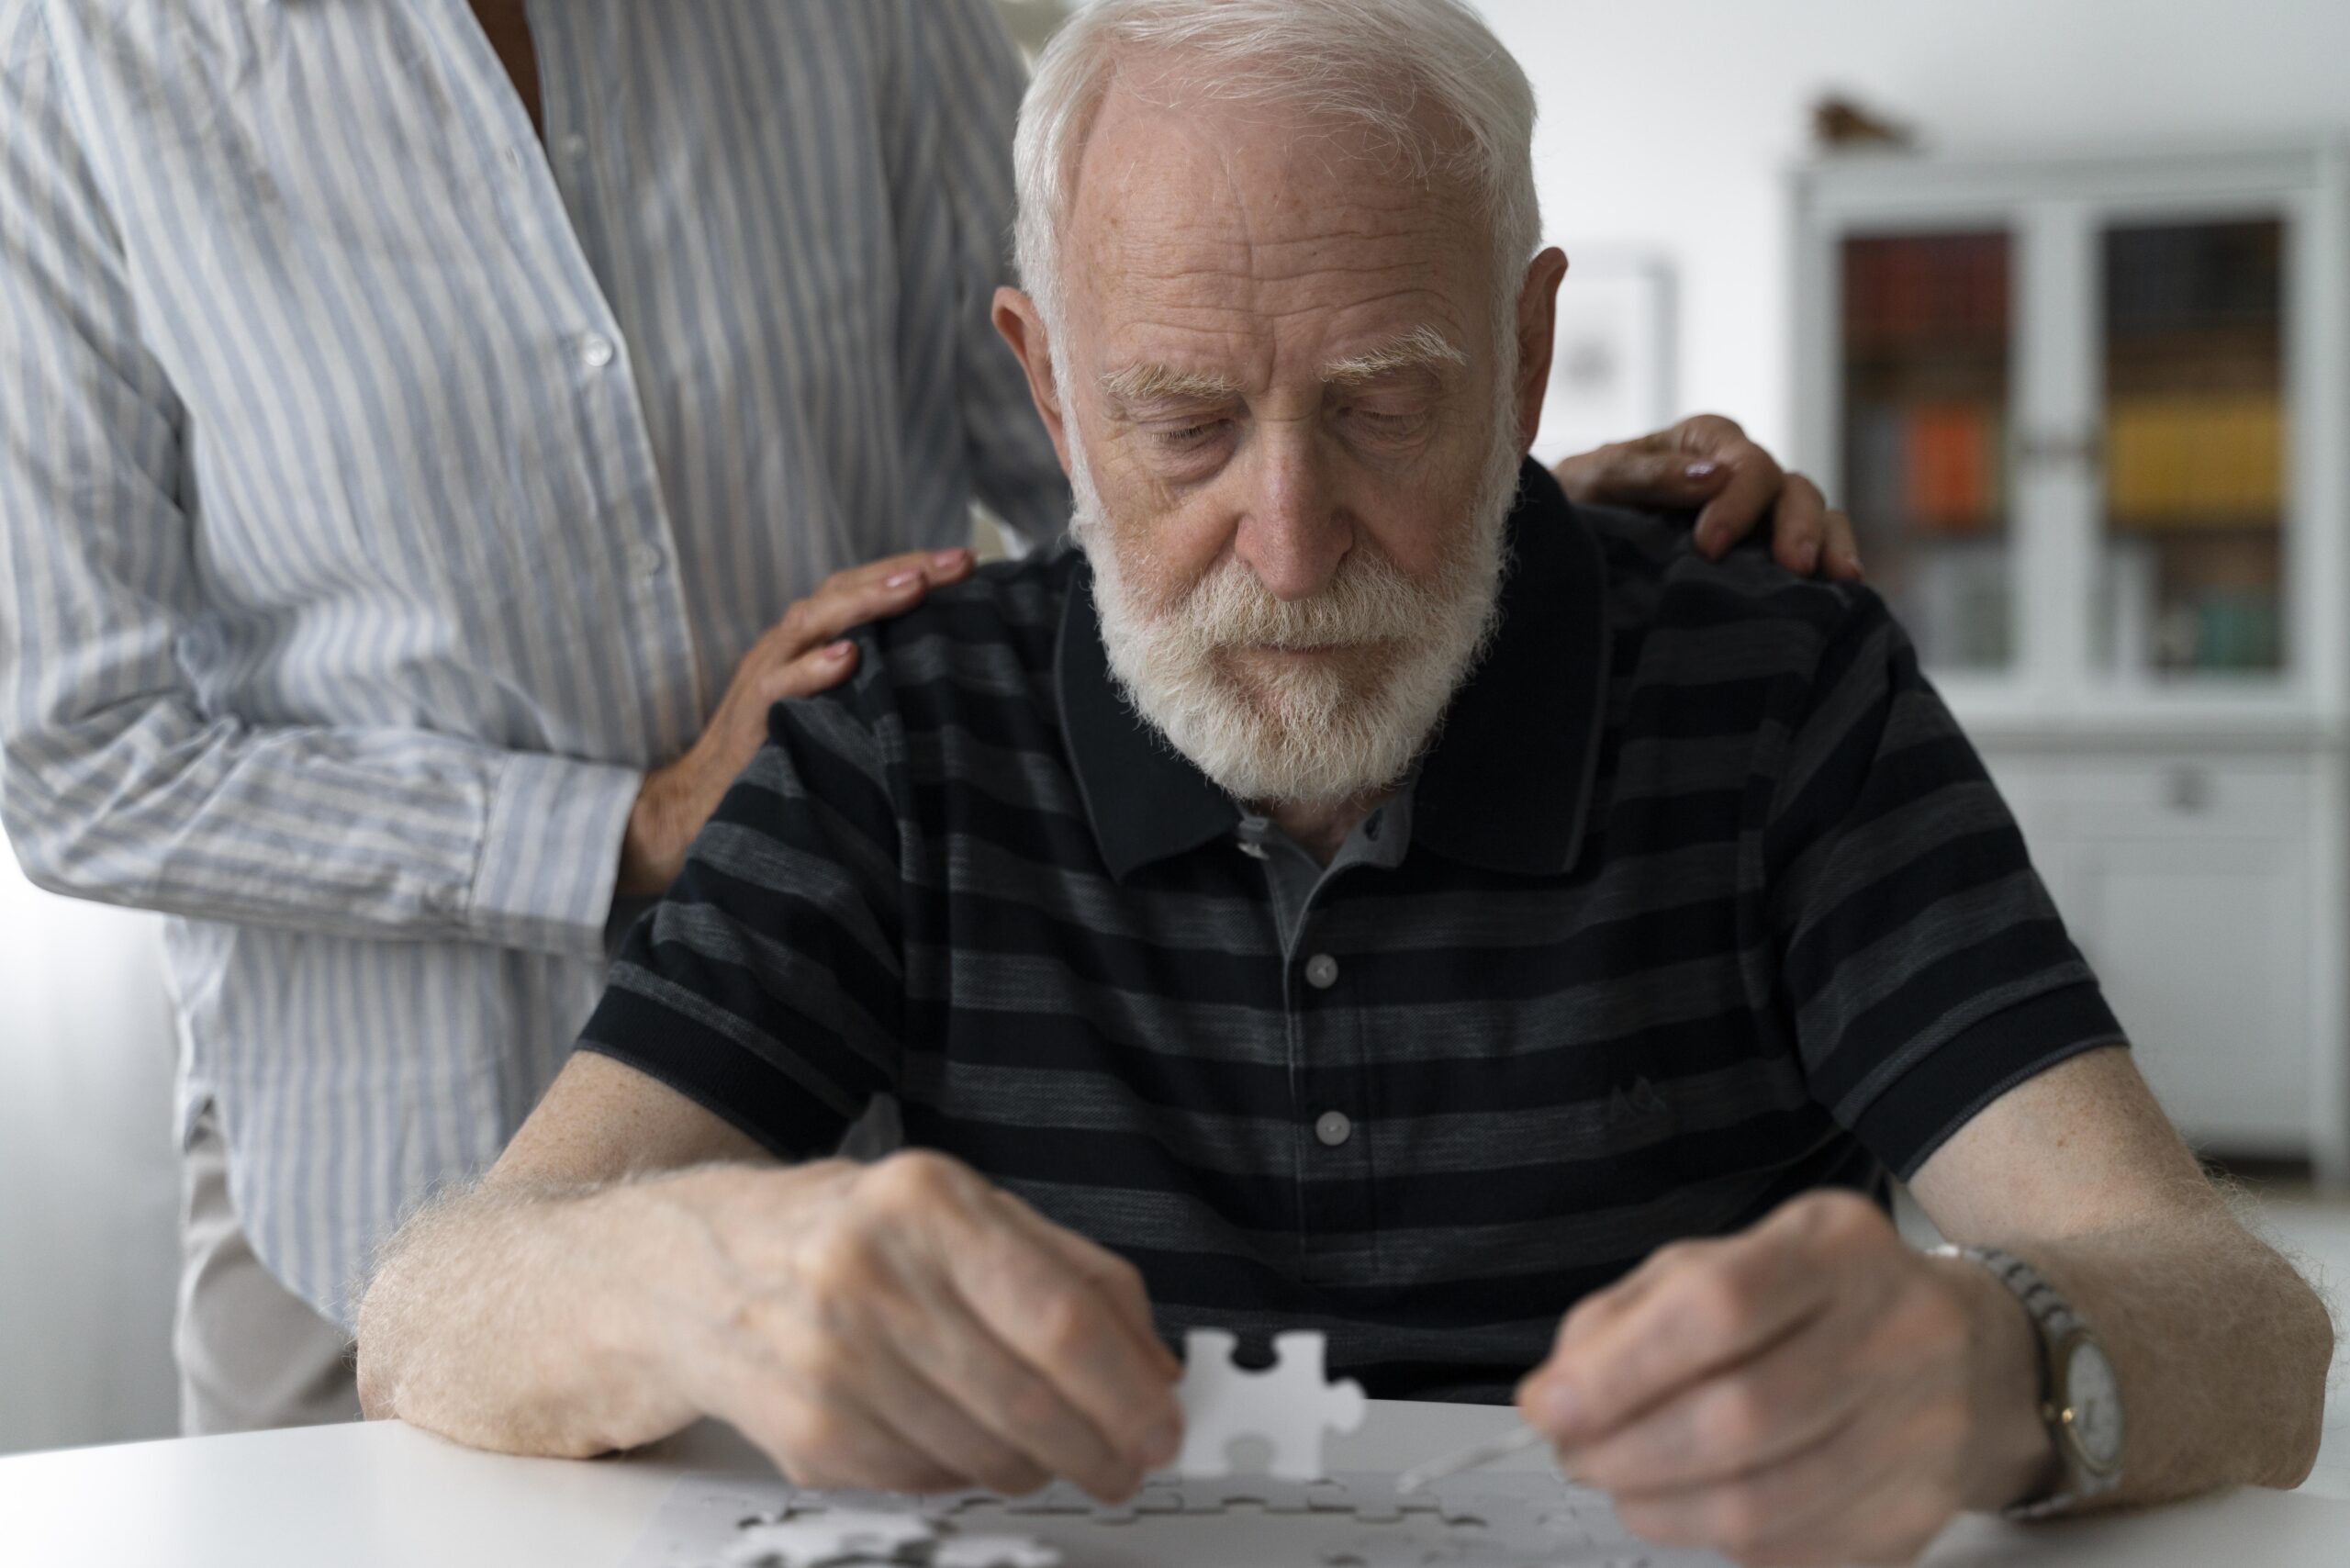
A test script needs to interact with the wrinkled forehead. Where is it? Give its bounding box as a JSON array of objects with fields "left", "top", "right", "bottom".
[{"left": 1060, "top": 79, "right": 1494, "bottom": 380}]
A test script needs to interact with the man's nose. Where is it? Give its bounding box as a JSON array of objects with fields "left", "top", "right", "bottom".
[{"left": 1231, "top": 436, "right": 1349, "bottom": 601}]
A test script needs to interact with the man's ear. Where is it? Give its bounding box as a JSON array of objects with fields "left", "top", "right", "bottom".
[
  {"left": 1511, "top": 247, "right": 1570, "bottom": 454},
  {"left": 993, "top": 286, "right": 1074, "bottom": 475}
]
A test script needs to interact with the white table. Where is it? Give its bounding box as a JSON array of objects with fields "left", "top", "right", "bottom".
[{"left": 3, "top": 1401, "right": 2343, "bottom": 1567}]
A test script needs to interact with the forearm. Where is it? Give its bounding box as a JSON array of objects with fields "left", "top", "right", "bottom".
[
  {"left": 356, "top": 1164, "right": 777, "bottom": 1458},
  {"left": 3, "top": 711, "right": 640, "bottom": 957},
  {"left": 2001, "top": 1202, "right": 2333, "bottom": 1506}
]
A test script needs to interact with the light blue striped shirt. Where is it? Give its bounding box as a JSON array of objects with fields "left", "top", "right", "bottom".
[{"left": 0, "top": 0, "right": 1068, "bottom": 1326}]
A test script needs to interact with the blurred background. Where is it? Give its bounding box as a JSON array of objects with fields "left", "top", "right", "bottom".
[{"left": 4, "top": 0, "right": 2345, "bottom": 1483}]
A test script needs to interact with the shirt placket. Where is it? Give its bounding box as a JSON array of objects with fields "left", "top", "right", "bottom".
[
  {"left": 1285, "top": 887, "right": 1379, "bottom": 1288},
  {"left": 477, "top": 0, "right": 703, "bottom": 763}
]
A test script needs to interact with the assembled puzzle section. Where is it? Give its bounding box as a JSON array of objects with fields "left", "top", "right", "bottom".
[{"left": 624, "top": 1467, "right": 1725, "bottom": 1568}]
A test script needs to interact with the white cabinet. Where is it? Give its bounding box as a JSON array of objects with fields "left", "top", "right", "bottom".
[
  {"left": 1793, "top": 143, "right": 2350, "bottom": 1182},
  {"left": 1982, "top": 749, "right": 2329, "bottom": 1159}
]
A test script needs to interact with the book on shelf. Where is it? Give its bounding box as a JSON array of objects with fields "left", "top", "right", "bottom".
[
  {"left": 1842, "top": 233, "right": 2008, "bottom": 347},
  {"left": 2106, "top": 221, "right": 2282, "bottom": 335},
  {"left": 1848, "top": 401, "right": 2004, "bottom": 534},
  {"left": 2104, "top": 393, "right": 2283, "bottom": 526}
]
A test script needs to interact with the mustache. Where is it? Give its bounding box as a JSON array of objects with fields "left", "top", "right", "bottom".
[{"left": 1166, "top": 545, "right": 1465, "bottom": 653}]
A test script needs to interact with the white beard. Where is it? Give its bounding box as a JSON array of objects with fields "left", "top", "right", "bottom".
[{"left": 1070, "top": 421, "right": 1523, "bottom": 810}]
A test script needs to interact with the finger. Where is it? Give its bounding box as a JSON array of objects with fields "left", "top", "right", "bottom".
[
  {"left": 992, "top": 1192, "right": 1181, "bottom": 1381},
  {"left": 755, "top": 640, "right": 861, "bottom": 706},
  {"left": 772, "top": 569, "right": 934, "bottom": 656},
  {"left": 1516, "top": 1246, "right": 1691, "bottom": 1415},
  {"left": 1667, "top": 413, "right": 1750, "bottom": 454},
  {"left": 1819, "top": 507, "right": 1864, "bottom": 580},
  {"left": 840, "top": 1332, "right": 1055, "bottom": 1497},
  {"left": 907, "top": 1190, "right": 1176, "bottom": 1495},
  {"left": 724, "top": 1377, "right": 966, "bottom": 1494},
  {"left": 1740, "top": 1429, "right": 1954, "bottom": 1568},
  {"left": 1761, "top": 472, "right": 1830, "bottom": 577},
  {"left": 901, "top": 1264, "right": 1153, "bottom": 1501},
  {"left": 1612, "top": 1403, "right": 1925, "bottom": 1567},
  {"left": 1561, "top": 1313, "right": 1871, "bottom": 1497},
  {"left": 943, "top": 1207, "right": 1182, "bottom": 1475},
  {"left": 823, "top": 546, "right": 975, "bottom": 596},
  {"left": 1690, "top": 451, "right": 1789, "bottom": 560},
  {"left": 1565, "top": 442, "right": 1738, "bottom": 509},
  {"left": 1525, "top": 1233, "right": 1831, "bottom": 1450}
]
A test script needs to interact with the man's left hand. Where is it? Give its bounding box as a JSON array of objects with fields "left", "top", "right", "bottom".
[
  {"left": 1516, "top": 1191, "right": 2060, "bottom": 1566},
  {"left": 1553, "top": 415, "right": 1862, "bottom": 581}
]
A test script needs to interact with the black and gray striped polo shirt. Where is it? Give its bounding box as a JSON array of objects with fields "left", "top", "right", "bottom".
[{"left": 579, "top": 460, "right": 2124, "bottom": 1402}]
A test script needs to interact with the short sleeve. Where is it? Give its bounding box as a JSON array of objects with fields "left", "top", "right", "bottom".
[
  {"left": 1763, "top": 591, "right": 2126, "bottom": 1179},
  {"left": 576, "top": 676, "right": 906, "bottom": 1161}
]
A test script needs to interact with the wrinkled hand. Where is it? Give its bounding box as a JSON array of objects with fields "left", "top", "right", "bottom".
[
  {"left": 620, "top": 547, "right": 975, "bottom": 895},
  {"left": 1553, "top": 415, "right": 1862, "bottom": 581},
  {"left": 660, "top": 1150, "right": 1184, "bottom": 1499},
  {"left": 1516, "top": 1192, "right": 2056, "bottom": 1566}
]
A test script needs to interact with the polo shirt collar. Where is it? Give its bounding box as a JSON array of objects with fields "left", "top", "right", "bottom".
[{"left": 1055, "top": 458, "right": 1610, "bottom": 881}]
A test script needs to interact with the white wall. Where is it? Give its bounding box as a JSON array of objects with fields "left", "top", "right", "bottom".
[
  {"left": 0, "top": 855, "right": 181, "bottom": 1454},
  {"left": 1480, "top": 0, "right": 2350, "bottom": 459}
]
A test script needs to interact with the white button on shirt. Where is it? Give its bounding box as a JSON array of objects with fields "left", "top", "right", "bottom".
[
  {"left": 1305, "top": 952, "right": 1340, "bottom": 989},
  {"left": 579, "top": 332, "right": 617, "bottom": 369},
  {"left": 1315, "top": 1110, "right": 1353, "bottom": 1148}
]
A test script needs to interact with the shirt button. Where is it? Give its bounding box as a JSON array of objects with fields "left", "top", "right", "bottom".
[
  {"left": 579, "top": 332, "right": 616, "bottom": 369},
  {"left": 1304, "top": 953, "right": 1339, "bottom": 990},
  {"left": 558, "top": 132, "right": 589, "bottom": 162},
  {"left": 1315, "top": 1110, "right": 1352, "bottom": 1148},
  {"left": 629, "top": 543, "right": 666, "bottom": 578}
]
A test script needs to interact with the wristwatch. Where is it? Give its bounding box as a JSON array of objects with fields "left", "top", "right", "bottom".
[{"left": 1931, "top": 1244, "right": 2125, "bottom": 1517}]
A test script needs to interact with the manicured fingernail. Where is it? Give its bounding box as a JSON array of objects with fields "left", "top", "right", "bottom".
[
  {"left": 1845, "top": 551, "right": 1864, "bottom": 574},
  {"left": 885, "top": 568, "right": 922, "bottom": 588},
  {"left": 1801, "top": 539, "right": 1821, "bottom": 569},
  {"left": 932, "top": 548, "right": 970, "bottom": 569},
  {"left": 1684, "top": 461, "right": 1721, "bottom": 480},
  {"left": 1142, "top": 1417, "right": 1182, "bottom": 1467},
  {"left": 824, "top": 640, "right": 854, "bottom": 658}
]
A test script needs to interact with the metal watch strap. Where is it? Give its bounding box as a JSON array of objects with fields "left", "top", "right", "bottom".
[{"left": 1930, "top": 1243, "right": 2121, "bottom": 1518}]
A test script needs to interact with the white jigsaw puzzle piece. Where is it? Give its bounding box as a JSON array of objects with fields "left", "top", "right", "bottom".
[
  {"left": 718, "top": 1508, "right": 933, "bottom": 1568},
  {"left": 930, "top": 1536, "right": 1064, "bottom": 1568},
  {"left": 1175, "top": 1328, "right": 1369, "bottom": 1482}
]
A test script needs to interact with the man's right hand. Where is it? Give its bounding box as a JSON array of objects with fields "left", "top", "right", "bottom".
[
  {"left": 655, "top": 1149, "right": 1184, "bottom": 1499},
  {"left": 619, "top": 547, "right": 975, "bottom": 897}
]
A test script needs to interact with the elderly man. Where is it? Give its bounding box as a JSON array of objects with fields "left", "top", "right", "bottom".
[{"left": 357, "top": 1, "right": 2332, "bottom": 1562}]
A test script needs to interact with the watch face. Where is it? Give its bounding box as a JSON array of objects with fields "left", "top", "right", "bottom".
[{"left": 2062, "top": 1338, "right": 2125, "bottom": 1473}]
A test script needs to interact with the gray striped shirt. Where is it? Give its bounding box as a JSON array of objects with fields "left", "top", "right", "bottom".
[{"left": 0, "top": 0, "right": 1066, "bottom": 1325}]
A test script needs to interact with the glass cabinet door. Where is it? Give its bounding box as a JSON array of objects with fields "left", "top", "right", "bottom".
[
  {"left": 2097, "top": 218, "right": 2287, "bottom": 680},
  {"left": 1840, "top": 230, "right": 2014, "bottom": 672}
]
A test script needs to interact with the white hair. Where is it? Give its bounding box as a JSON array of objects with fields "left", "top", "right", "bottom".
[{"left": 1013, "top": 0, "right": 1542, "bottom": 338}]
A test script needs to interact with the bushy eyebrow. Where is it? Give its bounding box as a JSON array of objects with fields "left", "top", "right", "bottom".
[
  {"left": 1099, "top": 362, "right": 1246, "bottom": 411},
  {"left": 1099, "top": 324, "right": 1465, "bottom": 414},
  {"left": 1322, "top": 324, "right": 1467, "bottom": 387}
]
